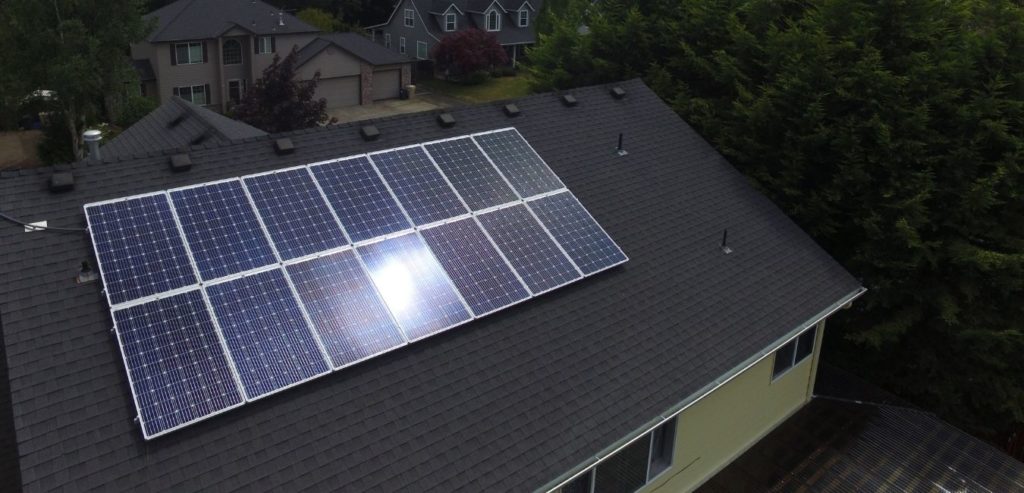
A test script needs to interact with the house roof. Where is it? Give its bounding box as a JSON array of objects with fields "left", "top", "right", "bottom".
[
  {"left": 145, "top": 0, "right": 319, "bottom": 43},
  {"left": 402, "top": 0, "right": 540, "bottom": 45},
  {"left": 0, "top": 79, "right": 861, "bottom": 492},
  {"left": 101, "top": 97, "right": 266, "bottom": 160},
  {"left": 296, "top": 33, "right": 413, "bottom": 68}
]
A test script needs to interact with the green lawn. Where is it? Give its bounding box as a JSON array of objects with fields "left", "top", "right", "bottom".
[{"left": 419, "top": 74, "right": 533, "bottom": 104}]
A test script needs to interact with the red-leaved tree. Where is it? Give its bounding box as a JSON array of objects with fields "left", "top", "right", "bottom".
[
  {"left": 433, "top": 29, "right": 509, "bottom": 80},
  {"left": 233, "top": 48, "right": 336, "bottom": 133}
]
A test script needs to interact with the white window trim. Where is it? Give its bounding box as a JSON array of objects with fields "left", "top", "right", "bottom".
[
  {"left": 399, "top": 36, "right": 406, "bottom": 54},
  {"left": 175, "top": 84, "right": 208, "bottom": 105},
  {"left": 770, "top": 327, "right": 816, "bottom": 382},
  {"left": 486, "top": 10, "right": 501, "bottom": 31},
  {"left": 384, "top": 33, "right": 392, "bottom": 48},
  {"left": 174, "top": 42, "right": 203, "bottom": 64},
  {"left": 416, "top": 41, "right": 428, "bottom": 60},
  {"left": 257, "top": 36, "right": 273, "bottom": 54},
  {"left": 227, "top": 79, "right": 245, "bottom": 103},
  {"left": 404, "top": 9, "right": 415, "bottom": 27},
  {"left": 518, "top": 10, "right": 529, "bottom": 27},
  {"left": 444, "top": 13, "right": 457, "bottom": 31},
  {"left": 567, "top": 417, "right": 678, "bottom": 493},
  {"left": 222, "top": 39, "right": 242, "bottom": 65}
]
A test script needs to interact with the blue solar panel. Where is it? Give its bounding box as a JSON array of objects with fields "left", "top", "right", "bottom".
[
  {"left": 369, "top": 147, "right": 468, "bottom": 225},
  {"left": 286, "top": 250, "right": 406, "bottom": 368},
  {"left": 169, "top": 181, "right": 277, "bottom": 280},
  {"left": 357, "top": 233, "right": 472, "bottom": 341},
  {"left": 421, "top": 218, "right": 530, "bottom": 315},
  {"left": 423, "top": 137, "right": 518, "bottom": 210},
  {"left": 112, "top": 290, "right": 243, "bottom": 438},
  {"left": 206, "top": 269, "right": 330, "bottom": 399},
  {"left": 477, "top": 204, "right": 581, "bottom": 294},
  {"left": 473, "top": 129, "right": 565, "bottom": 198},
  {"left": 528, "top": 191, "right": 628, "bottom": 275},
  {"left": 243, "top": 169, "right": 350, "bottom": 260},
  {"left": 86, "top": 194, "right": 197, "bottom": 305},
  {"left": 309, "top": 156, "right": 412, "bottom": 243}
]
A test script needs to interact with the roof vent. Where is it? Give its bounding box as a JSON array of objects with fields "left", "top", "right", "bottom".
[
  {"left": 191, "top": 129, "right": 213, "bottom": 146},
  {"left": 49, "top": 171, "right": 74, "bottom": 193},
  {"left": 274, "top": 138, "right": 295, "bottom": 155},
  {"left": 168, "top": 112, "right": 187, "bottom": 128},
  {"left": 561, "top": 94, "right": 578, "bottom": 107},
  {"left": 83, "top": 129, "right": 102, "bottom": 161},
  {"left": 437, "top": 112, "right": 456, "bottom": 128},
  {"left": 721, "top": 229, "right": 733, "bottom": 254},
  {"left": 77, "top": 261, "right": 99, "bottom": 284},
  {"left": 610, "top": 86, "right": 626, "bottom": 99},
  {"left": 170, "top": 153, "right": 192, "bottom": 172},
  {"left": 616, "top": 133, "right": 628, "bottom": 156},
  {"left": 503, "top": 104, "right": 521, "bottom": 117},
  {"left": 360, "top": 125, "right": 380, "bottom": 141}
]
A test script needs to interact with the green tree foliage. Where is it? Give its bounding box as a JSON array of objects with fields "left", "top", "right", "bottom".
[
  {"left": 0, "top": 0, "right": 153, "bottom": 160},
  {"left": 529, "top": 0, "right": 1024, "bottom": 439},
  {"left": 297, "top": 7, "right": 348, "bottom": 32},
  {"left": 233, "top": 49, "right": 336, "bottom": 133}
]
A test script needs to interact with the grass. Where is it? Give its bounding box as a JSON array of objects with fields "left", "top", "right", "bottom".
[{"left": 419, "top": 74, "right": 533, "bottom": 104}]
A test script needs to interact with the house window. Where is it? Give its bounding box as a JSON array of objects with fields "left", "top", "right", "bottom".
[
  {"left": 648, "top": 418, "right": 676, "bottom": 480},
  {"left": 558, "top": 470, "right": 593, "bottom": 493},
  {"left": 404, "top": 9, "right": 415, "bottom": 27},
  {"left": 445, "top": 13, "right": 457, "bottom": 31},
  {"left": 486, "top": 10, "right": 501, "bottom": 31},
  {"left": 228, "top": 79, "right": 246, "bottom": 104},
  {"left": 518, "top": 10, "right": 529, "bottom": 27},
  {"left": 174, "top": 42, "right": 203, "bottom": 64},
  {"left": 173, "top": 84, "right": 208, "bottom": 105},
  {"left": 561, "top": 417, "right": 678, "bottom": 493},
  {"left": 384, "top": 33, "right": 392, "bottom": 48},
  {"left": 399, "top": 37, "right": 406, "bottom": 54},
  {"left": 222, "top": 39, "right": 242, "bottom": 65},
  {"left": 416, "top": 41, "right": 428, "bottom": 60},
  {"left": 772, "top": 326, "right": 817, "bottom": 380},
  {"left": 258, "top": 35, "right": 274, "bottom": 54}
]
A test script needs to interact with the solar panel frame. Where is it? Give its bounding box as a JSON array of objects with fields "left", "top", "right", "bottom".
[
  {"left": 307, "top": 155, "right": 414, "bottom": 243},
  {"left": 526, "top": 190, "right": 629, "bottom": 276},
  {"left": 366, "top": 144, "right": 469, "bottom": 226},
  {"left": 422, "top": 137, "right": 519, "bottom": 211},
  {"left": 471, "top": 127, "right": 566, "bottom": 199}
]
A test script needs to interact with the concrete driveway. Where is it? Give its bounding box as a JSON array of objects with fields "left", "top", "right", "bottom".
[{"left": 326, "top": 93, "right": 461, "bottom": 124}]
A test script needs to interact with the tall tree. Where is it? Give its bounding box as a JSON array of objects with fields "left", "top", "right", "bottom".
[
  {"left": 433, "top": 29, "right": 509, "bottom": 81},
  {"left": 233, "top": 48, "right": 335, "bottom": 133},
  {"left": 0, "top": 0, "right": 153, "bottom": 160}
]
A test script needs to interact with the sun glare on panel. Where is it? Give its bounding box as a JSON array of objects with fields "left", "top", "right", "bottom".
[{"left": 369, "top": 258, "right": 416, "bottom": 314}]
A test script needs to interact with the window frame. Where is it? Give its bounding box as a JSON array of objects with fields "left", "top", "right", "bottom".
[
  {"left": 384, "top": 33, "right": 392, "bottom": 48},
  {"left": 518, "top": 9, "right": 529, "bottom": 27},
  {"left": 416, "top": 41, "right": 428, "bottom": 60},
  {"left": 174, "top": 84, "right": 208, "bottom": 105},
  {"left": 445, "top": 12, "right": 457, "bottom": 31},
  {"left": 227, "top": 79, "right": 246, "bottom": 104},
  {"left": 771, "top": 325, "right": 817, "bottom": 381},
  {"left": 564, "top": 416, "right": 678, "bottom": 493},
  {"left": 222, "top": 39, "right": 242, "bottom": 65},
  {"left": 647, "top": 418, "right": 676, "bottom": 481},
  {"left": 174, "top": 42, "right": 203, "bottom": 64},
  {"left": 257, "top": 36, "right": 273, "bottom": 54},
  {"left": 486, "top": 10, "right": 501, "bottom": 31},
  {"left": 404, "top": 9, "right": 415, "bottom": 27},
  {"left": 399, "top": 36, "right": 406, "bottom": 54}
]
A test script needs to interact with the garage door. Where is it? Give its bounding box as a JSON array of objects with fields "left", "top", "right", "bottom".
[
  {"left": 372, "top": 70, "right": 401, "bottom": 101},
  {"left": 316, "top": 76, "right": 360, "bottom": 108}
]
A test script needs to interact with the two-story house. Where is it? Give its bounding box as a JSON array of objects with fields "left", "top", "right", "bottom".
[
  {"left": 367, "top": 0, "right": 542, "bottom": 65},
  {"left": 132, "top": 0, "right": 414, "bottom": 112}
]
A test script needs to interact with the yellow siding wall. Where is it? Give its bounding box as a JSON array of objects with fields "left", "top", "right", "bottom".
[{"left": 639, "top": 321, "right": 824, "bottom": 493}]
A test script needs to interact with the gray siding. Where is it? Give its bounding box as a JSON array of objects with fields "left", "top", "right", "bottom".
[
  {"left": 296, "top": 45, "right": 362, "bottom": 80},
  {"left": 374, "top": 0, "right": 438, "bottom": 58}
]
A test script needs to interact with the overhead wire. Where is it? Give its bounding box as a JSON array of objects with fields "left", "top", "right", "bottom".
[{"left": 0, "top": 211, "right": 87, "bottom": 233}]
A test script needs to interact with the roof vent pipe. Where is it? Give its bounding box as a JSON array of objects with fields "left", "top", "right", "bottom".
[
  {"left": 721, "top": 229, "right": 733, "bottom": 254},
  {"left": 83, "top": 130, "right": 102, "bottom": 161},
  {"left": 616, "top": 133, "right": 627, "bottom": 156}
]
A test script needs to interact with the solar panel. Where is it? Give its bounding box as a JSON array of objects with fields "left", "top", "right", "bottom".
[
  {"left": 369, "top": 146, "right": 468, "bottom": 225},
  {"left": 477, "top": 204, "right": 582, "bottom": 294},
  {"left": 472, "top": 129, "right": 565, "bottom": 198},
  {"left": 112, "top": 290, "right": 243, "bottom": 438},
  {"left": 205, "top": 269, "right": 331, "bottom": 399},
  {"left": 528, "top": 191, "right": 628, "bottom": 275},
  {"left": 169, "top": 180, "right": 277, "bottom": 280},
  {"left": 286, "top": 250, "right": 407, "bottom": 368},
  {"left": 85, "top": 194, "right": 197, "bottom": 305},
  {"left": 309, "top": 156, "right": 412, "bottom": 243},
  {"left": 423, "top": 137, "right": 518, "bottom": 210},
  {"left": 243, "top": 168, "right": 350, "bottom": 260},
  {"left": 357, "top": 233, "right": 472, "bottom": 340},
  {"left": 421, "top": 217, "right": 530, "bottom": 315}
]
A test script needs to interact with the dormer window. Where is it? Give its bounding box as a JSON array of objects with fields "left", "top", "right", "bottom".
[
  {"left": 486, "top": 10, "right": 500, "bottom": 31},
  {"left": 445, "top": 13, "right": 457, "bottom": 31},
  {"left": 518, "top": 10, "right": 529, "bottom": 27}
]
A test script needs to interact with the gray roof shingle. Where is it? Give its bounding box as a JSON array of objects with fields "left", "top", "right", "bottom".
[
  {"left": 101, "top": 97, "right": 266, "bottom": 160},
  {"left": 296, "top": 33, "right": 413, "bottom": 68},
  {"left": 146, "top": 0, "right": 319, "bottom": 43},
  {"left": 0, "top": 79, "right": 861, "bottom": 492}
]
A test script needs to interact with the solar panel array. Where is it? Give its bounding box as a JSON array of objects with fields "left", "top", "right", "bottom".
[{"left": 84, "top": 128, "right": 627, "bottom": 439}]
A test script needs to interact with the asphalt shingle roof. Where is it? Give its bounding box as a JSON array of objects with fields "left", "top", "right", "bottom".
[
  {"left": 415, "top": 0, "right": 540, "bottom": 45},
  {"left": 101, "top": 97, "right": 266, "bottom": 160},
  {"left": 296, "top": 33, "right": 413, "bottom": 68},
  {"left": 0, "top": 79, "right": 861, "bottom": 492},
  {"left": 146, "top": 0, "right": 319, "bottom": 43}
]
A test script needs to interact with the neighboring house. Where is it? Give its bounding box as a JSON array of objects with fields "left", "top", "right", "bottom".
[
  {"left": 131, "top": 0, "right": 413, "bottom": 112},
  {"left": 294, "top": 33, "right": 413, "bottom": 106},
  {"left": 101, "top": 97, "right": 266, "bottom": 160},
  {"left": 367, "top": 0, "right": 542, "bottom": 65},
  {"left": 3, "top": 78, "right": 993, "bottom": 493}
]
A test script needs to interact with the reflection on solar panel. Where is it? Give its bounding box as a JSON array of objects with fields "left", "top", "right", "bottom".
[
  {"left": 286, "top": 250, "right": 407, "bottom": 368},
  {"left": 528, "top": 191, "right": 628, "bottom": 275},
  {"left": 310, "top": 156, "right": 412, "bottom": 243},
  {"left": 473, "top": 129, "right": 564, "bottom": 198},
  {"left": 169, "top": 180, "right": 277, "bottom": 280},
  {"left": 477, "top": 204, "right": 582, "bottom": 294},
  {"left": 85, "top": 194, "right": 197, "bottom": 305},
  {"left": 84, "top": 127, "right": 626, "bottom": 438},
  {"left": 206, "top": 269, "right": 331, "bottom": 399},
  {"left": 421, "top": 218, "right": 530, "bottom": 315},
  {"left": 424, "top": 137, "right": 518, "bottom": 210},
  {"left": 369, "top": 146, "right": 468, "bottom": 225},
  {"left": 357, "top": 233, "right": 472, "bottom": 340},
  {"left": 112, "top": 290, "right": 243, "bottom": 438},
  {"left": 243, "top": 169, "right": 349, "bottom": 260}
]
